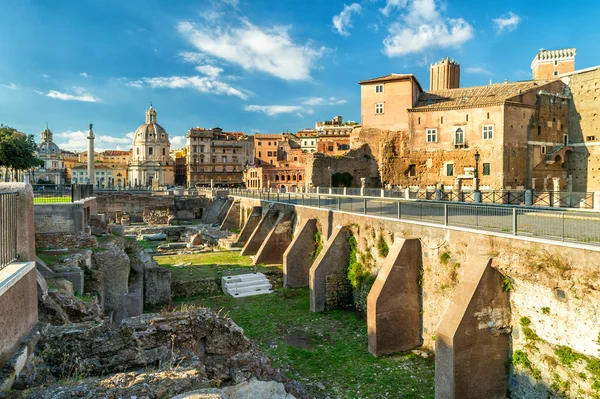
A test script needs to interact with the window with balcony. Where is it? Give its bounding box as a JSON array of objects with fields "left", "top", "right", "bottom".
[{"left": 426, "top": 128, "right": 437, "bottom": 143}]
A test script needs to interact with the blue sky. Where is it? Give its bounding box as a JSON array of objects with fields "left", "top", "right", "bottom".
[{"left": 1, "top": 0, "right": 598, "bottom": 151}]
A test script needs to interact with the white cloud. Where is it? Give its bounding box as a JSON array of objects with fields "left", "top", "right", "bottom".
[
  {"left": 465, "top": 67, "right": 493, "bottom": 75},
  {"left": 1, "top": 82, "right": 19, "bottom": 89},
  {"left": 493, "top": 12, "right": 520, "bottom": 33},
  {"left": 126, "top": 80, "right": 144, "bottom": 89},
  {"left": 179, "top": 51, "right": 208, "bottom": 64},
  {"left": 221, "top": 0, "right": 239, "bottom": 7},
  {"left": 170, "top": 135, "right": 186, "bottom": 148},
  {"left": 382, "top": 0, "right": 474, "bottom": 57},
  {"left": 41, "top": 74, "right": 50, "bottom": 79},
  {"left": 55, "top": 130, "right": 132, "bottom": 152},
  {"left": 332, "top": 3, "right": 361, "bottom": 37},
  {"left": 80, "top": 72, "right": 89, "bottom": 78},
  {"left": 303, "top": 97, "right": 347, "bottom": 106},
  {"left": 380, "top": 0, "right": 408, "bottom": 16},
  {"left": 144, "top": 76, "right": 248, "bottom": 100},
  {"left": 41, "top": 87, "right": 100, "bottom": 102},
  {"left": 195, "top": 65, "right": 224, "bottom": 78},
  {"left": 244, "top": 105, "right": 304, "bottom": 116},
  {"left": 177, "top": 18, "right": 327, "bottom": 81}
]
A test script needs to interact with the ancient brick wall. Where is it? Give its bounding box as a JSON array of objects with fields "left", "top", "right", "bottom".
[
  {"left": 305, "top": 145, "right": 380, "bottom": 188},
  {"left": 565, "top": 67, "right": 600, "bottom": 192}
]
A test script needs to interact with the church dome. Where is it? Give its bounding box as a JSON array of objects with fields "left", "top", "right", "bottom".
[
  {"left": 38, "top": 124, "right": 61, "bottom": 157},
  {"left": 132, "top": 104, "right": 170, "bottom": 146}
]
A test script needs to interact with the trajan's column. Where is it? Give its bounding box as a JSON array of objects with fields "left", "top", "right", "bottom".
[{"left": 87, "top": 123, "right": 95, "bottom": 185}]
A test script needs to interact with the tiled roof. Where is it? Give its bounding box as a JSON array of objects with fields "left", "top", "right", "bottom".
[
  {"left": 359, "top": 73, "right": 415, "bottom": 84},
  {"left": 102, "top": 150, "right": 130, "bottom": 156},
  {"left": 411, "top": 80, "right": 552, "bottom": 110},
  {"left": 253, "top": 134, "right": 283, "bottom": 139}
]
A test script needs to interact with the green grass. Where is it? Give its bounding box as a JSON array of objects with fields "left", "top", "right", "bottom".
[
  {"left": 154, "top": 250, "right": 279, "bottom": 280},
  {"left": 171, "top": 288, "right": 434, "bottom": 398},
  {"left": 33, "top": 196, "right": 71, "bottom": 204}
]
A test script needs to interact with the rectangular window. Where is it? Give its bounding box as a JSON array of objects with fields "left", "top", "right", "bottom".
[
  {"left": 553, "top": 70, "right": 558, "bottom": 76},
  {"left": 483, "top": 163, "right": 490, "bottom": 176},
  {"left": 446, "top": 164, "right": 454, "bottom": 177},
  {"left": 267, "top": 151, "right": 272, "bottom": 157},
  {"left": 482, "top": 125, "right": 494, "bottom": 139},
  {"left": 408, "top": 164, "right": 416, "bottom": 177},
  {"left": 375, "top": 84, "right": 384, "bottom": 93},
  {"left": 426, "top": 128, "right": 437, "bottom": 143},
  {"left": 258, "top": 142, "right": 262, "bottom": 146},
  {"left": 541, "top": 145, "right": 546, "bottom": 154},
  {"left": 375, "top": 103, "right": 384, "bottom": 114},
  {"left": 563, "top": 134, "right": 569, "bottom": 146},
  {"left": 222, "top": 157, "right": 227, "bottom": 163}
]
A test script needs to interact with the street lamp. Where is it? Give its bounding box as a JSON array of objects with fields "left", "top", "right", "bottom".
[
  {"left": 328, "top": 166, "right": 332, "bottom": 188},
  {"left": 474, "top": 150, "right": 481, "bottom": 203}
]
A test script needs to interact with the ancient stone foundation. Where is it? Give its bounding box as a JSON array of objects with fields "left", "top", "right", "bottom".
[
  {"left": 235, "top": 206, "right": 262, "bottom": 246},
  {"left": 309, "top": 225, "right": 350, "bottom": 312},
  {"left": 283, "top": 218, "right": 318, "bottom": 287},
  {"left": 220, "top": 200, "right": 241, "bottom": 231},
  {"left": 240, "top": 208, "right": 279, "bottom": 256},
  {"left": 367, "top": 238, "right": 422, "bottom": 356},
  {"left": 253, "top": 212, "right": 294, "bottom": 265},
  {"left": 435, "top": 257, "right": 510, "bottom": 399}
]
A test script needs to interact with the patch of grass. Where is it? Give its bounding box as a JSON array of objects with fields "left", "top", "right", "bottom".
[
  {"left": 555, "top": 346, "right": 583, "bottom": 367},
  {"left": 520, "top": 316, "right": 540, "bottom": 342},
  {"left": 230, "top": 228, "right": 241, "bottom": 234},
  {"left": 512, "top": 350, "right": 542, "bottom": 381},
  {"left": 377, "top": 233, "right": 389, "bottom": 257},
  {"left": 136, "top": 239, "right": 163, "bottom": 251},
  {"left": 37, "top": 252, "right": 64, "bottom": 266},
  {"left": 153, "top": 250, "right": 277, "bottom": 280},
  {"left": 33, "top": 196, "right": 71, "bottom": 204},
  {"left": 170, "top": 288, "right": 435, "bottom": 398}
]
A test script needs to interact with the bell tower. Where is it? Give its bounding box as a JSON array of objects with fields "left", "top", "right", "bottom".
[{"left": 146, "top": 103, "right": 157, "bottom": 124}]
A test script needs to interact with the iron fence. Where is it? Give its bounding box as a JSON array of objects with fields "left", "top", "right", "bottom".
[
  {"left": 228, "top": 189, "right": 600, "bottom": 247},
  {"left": 0, "top": 191, "right": 18, "bottom": 269},
  {"left": 33, "top": 184, "right": 94, "bottom": 203}
]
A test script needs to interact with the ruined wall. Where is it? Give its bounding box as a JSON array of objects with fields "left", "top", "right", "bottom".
[
  {"left": 238, "top": 197, "right": 600, "bottom": 398},
  {"left": 305, "top": 144, "right": 380, "bottom": 188},
  {"left": 95, "top": 193, "right": 214, "bottom": 224},
  {"left": 565, "top": 67, "right": 600, "bottom": 192}
]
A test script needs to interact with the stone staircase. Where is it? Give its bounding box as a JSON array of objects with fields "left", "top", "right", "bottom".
[{"left": 221, "top": 273, "right": 273, "bottom": 298}]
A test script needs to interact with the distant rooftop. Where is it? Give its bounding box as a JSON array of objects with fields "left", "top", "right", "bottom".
[
  {"left": 359, "top": 73, "right": 416, "bottom": 84},
  {"left": 533, "top": 48, "right": 576, "bottom": 61}
]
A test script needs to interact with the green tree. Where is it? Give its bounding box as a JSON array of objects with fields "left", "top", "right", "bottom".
[{"left": 0, "top": 125, "right": 42, "bottom": 181}]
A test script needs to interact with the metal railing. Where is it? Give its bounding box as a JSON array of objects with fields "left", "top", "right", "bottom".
[
  {"left": 0, "top": 191, "right": 18, "bottom": 269},
  {"left": 227, "top": 189, "right": 600, "bottom": 247},
  {"left": 33, "top": 184, "right": 94, "bottom": 203}
]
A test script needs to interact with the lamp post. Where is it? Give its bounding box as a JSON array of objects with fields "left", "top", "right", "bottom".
[
  {"left": 328, "top": 166, "right": 332, "bottom": 188},
  {"left": 474, "top": 150, "right": 481, "bottom": 203}
]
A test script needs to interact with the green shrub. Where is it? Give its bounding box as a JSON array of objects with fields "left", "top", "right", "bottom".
[
  {"left": 501, "top": 275, "right": 513, "bottom": 292},
  {"left": 512, "top": 350, "right": 532, "bottom": 369},
  {"left": 377, "top": 234, "right": 389, "bottom": 257},
  {"left": 439, "top": 252, "right": 451, "bottom": 264},
  {"left": 312, "top": 229, "right": 323, "bottom": 261}
]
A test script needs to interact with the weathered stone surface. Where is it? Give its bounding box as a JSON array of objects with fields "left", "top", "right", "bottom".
[
  {"left": 167, "top": 230, "right": 182, "bottom": 242},
  {"left": 240, "top": 209, "right": 279, "bottom": 256},
  {"left": 283, "top": 218, "right": 317, "bottom": 288},
  {"left": 92, "top": 240, "right": 131, "bottom": 324},
  {"left": 222, "top": 379, "right": 296, "bottom": 399},
  {"left": 121, "top": 215, "right": 131, "bottom": 225},
  {"left": 236, "top": 206, "right": 262, "bottom": 245},
  {"left": 173, "top": 388, "right": 226, "bottom": 399},
  {"left": 253, "top": 212, "right": 294, "bottom": 265},
  {"left": 35, "top": 232, "right": 98, "bottom": 250},
  {"left": 309, "top": 225, "right": 350, "bottom": 312},
  {"left": 367, "top": 238, "right": 422, "bottom": 356},
  {"left": 435, "top": 256, "right": 510, "bottom": 399},
  {"left": 89, "top": 215, "right": 109, "bottom": 236},
  {"left": 190, "top": 233, "right": 203, "bottom": 246},
  {"left": 220, "top": 200, "right": 241, "bottom": 231}
]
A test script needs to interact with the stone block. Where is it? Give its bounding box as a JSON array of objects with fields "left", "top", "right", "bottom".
[
  {"left": 435, "top": 256, "right": 510, "bottom": 399},
  {"left": 144, "top": 267, "right": 172, "bottom": 307},
  {"left": 367, "top": 238, "right": 422, "bottom": 356},
  {"left": 122, "top": 291, "right": 143, "bottom": 320},
  {"left": 121, "top": 215, "right": 131, "bottom": 225},
  {"left": 240, "top": 209, "right": 279, "bottom": 256},
  {"left": 54, "top": 269, "right": 84, "bottom": 295},
  {"left": 109, "top": 224, "right": 125, "bottom": 237},
  {"left": 0, "top": 183, "right": 35, "bottom": 262},
  {"left": 253, "top": 212, "right": 294, "bottom": 265},
  {"left": 236, "top": 206, "right": 262, "bottom": 245},
  {"left": 309, "top": 225, "right": 350, "bottom": 312},
  {"left": 283, "top": 218, "right": 317, "bottom": 287}
]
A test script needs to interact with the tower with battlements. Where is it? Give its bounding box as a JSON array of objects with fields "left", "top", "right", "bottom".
[
  {"left": 531, "top": 48, "right": 576, "bottom": 80},
  {"left": 430, "top": 58, "right": 460, "bottom": 91}
]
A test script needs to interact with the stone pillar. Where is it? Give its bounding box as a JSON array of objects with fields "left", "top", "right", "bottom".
[
  {"left": 553, "top": 178, "right": 561, "bottom": 208},
  {"left": 525, "top": 190, "right": 533, "bottom": 206},
  {"left": 543, "top": 177, "right": 549, "bottom": 191},
  {"left": 435, "top": 257, "right": 510, "bottom": 399},
  {"left": 531, "top": 178, "right": 536, "bottom": 191},
  {"left": 283, "top": 218, "right": 317, "bottom": 287},
  {"left": 594, "top": 192, "right": 600, "bottom": 211},
  {"left": 309, "top": 226, "right": 350, "bottom": 312},
  {"left": 0, "top": 183, "right": 35, "bottom": 262},
  {"left": 253, "top": 212, "right": 294, "bottom": 265},
  {"left": 240, "top": 209, "right": 279, "bottom": 256},
  {"left": 87, "top": 123, "right": 95, "bottom": 185},
  {"left": 404, "top": 187, "right": 410, "bottom": 200},
  {"left": 367, "top": 238, "right": 422, "bottom": 356},
  {"left": 235, "top": 206, "right": 262, "bottom": 246}
]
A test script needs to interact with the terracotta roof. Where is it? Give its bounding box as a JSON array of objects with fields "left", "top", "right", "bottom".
[
  {"left": 253, "top": 134, "right": 283, "bottom": 139},
  {"left": 102, "top": 150, "right": 130, "bottom": 156},
  {"left": 359, "top": 73, "right": 416, "bottom": 84},
  {"left": 411, "top": 80, "right": 553, "bottom": 110}
]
